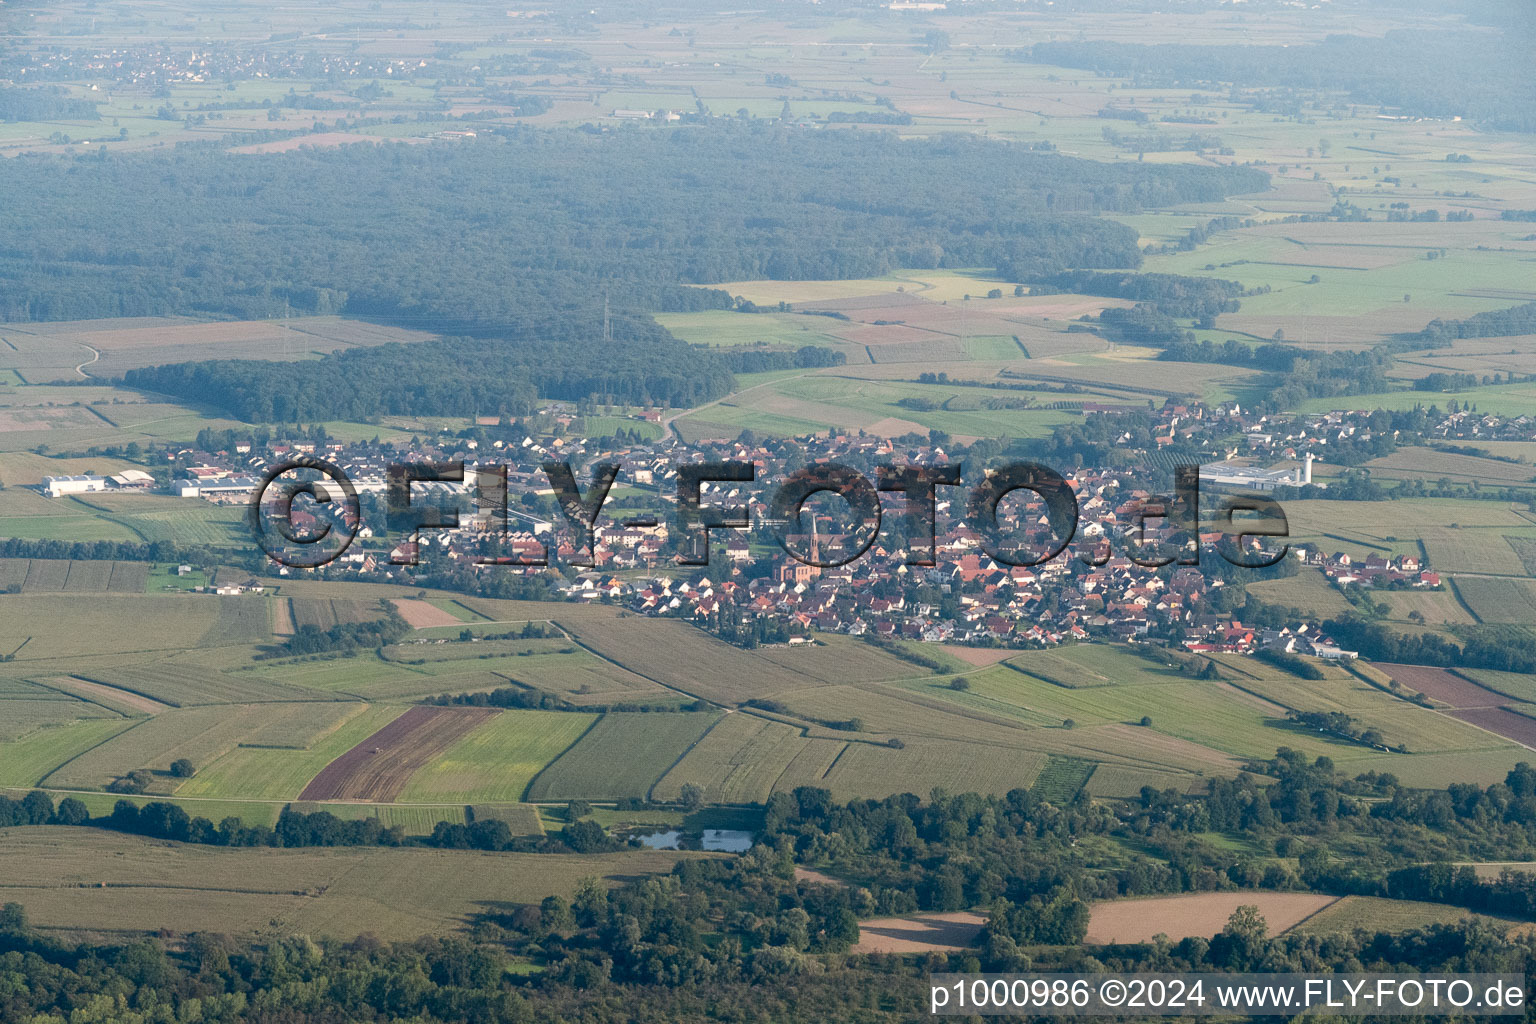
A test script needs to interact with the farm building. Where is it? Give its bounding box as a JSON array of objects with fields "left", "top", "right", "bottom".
[{"left": 41, "top": 475, "right": 109, "bottom": 497}]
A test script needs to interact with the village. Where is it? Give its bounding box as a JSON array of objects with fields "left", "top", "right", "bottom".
[{"left": 33, "top": 394, "right": 1467, "bottom": 660}]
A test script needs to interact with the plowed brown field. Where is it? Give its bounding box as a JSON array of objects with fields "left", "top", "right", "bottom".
[{"left": 298, "top": 706, "right": 498, "bottom": 801}]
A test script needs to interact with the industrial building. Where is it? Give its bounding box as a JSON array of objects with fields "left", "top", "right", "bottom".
[{"left": 1200, "top": 455, "right": 1316, "bottom": 493}]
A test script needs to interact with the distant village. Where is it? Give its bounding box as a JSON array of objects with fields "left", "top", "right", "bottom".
[{"left": 37, "top": 395, "right": 1492, "bottom": 659}]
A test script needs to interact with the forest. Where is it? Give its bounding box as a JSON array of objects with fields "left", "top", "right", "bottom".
[
  {"left": 0, "top": 124, "right": 1265, "bottom": 326},
  {"left": 127, "top": 324, "right": 734, "bottom": 421},
  {"left": 1032, "top": 270, "right": 1246, "bottom": 320},
  {"left": 1027, "top": 28, "right": 1536, "bottom": 131},
  {"left": 0, "top": 86, "right": 100, "bottom": 122}
]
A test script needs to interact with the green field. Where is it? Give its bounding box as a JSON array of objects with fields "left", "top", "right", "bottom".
[
  {"left": 1454, "top": 577, "right": 1536, "bottom": 625},
  {"left": 398, "top": 710, "right": 597, "bottom": 803},
  {"left": 526, "top": 712, "right": 720, "bottom": 801},
  {"left": 652, "top": 714, "right": 814, "bottom": 804},
  {"left": 175, "top": 704, "right": 407, "bottom": 800},
  {"left": 0, "top": 719, "right": 136, "bottom": 789}
]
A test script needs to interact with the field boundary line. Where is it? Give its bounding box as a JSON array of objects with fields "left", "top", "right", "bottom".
[
  {"left": 818, "top": 742, "right": 850, "bottom": 781},
  {"left": 82, "top": 404, "right": 117, "bottom": 427},
  {"left": 1278, "top": 895, "right": 1344, "bottom": 935},
  {"left": 34, "top": 718, "right": 141, "bottom": 789},
  {"left": 1447, "top": 667, "right": 1535, "bottom": 707},
  {"left": 520, "top": 712, "right": 603, "bottom": 803},
  {"left": 645, "top": 711, "right": 728, "bottom": 804},
  {"left": 1446, "top": 577, "right": 1485, "bottom": 624}
]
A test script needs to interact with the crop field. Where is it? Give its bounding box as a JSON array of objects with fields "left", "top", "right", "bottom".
[
  {"left": 1085, "top": 893, "right": 1340, "bottom": 944},
  {"left": 1031, "top": 756, "right": 1097, "bottom": 803},
  {"left": 493, "top": 650, "right": 678, "bottom": 707},
  {"left": 1458, "top": 670, "right": 1536, "bottom": 705},
  {"left": 1454, "top": 578, "right": 1536, "bottom": 625},
  {"left": 780, "top": 682, "right": 1055, "bottom": 742},
  {"left": 754, "top": 638, "right": 933, "bottom": 684},
  {"left": 290, "top": 597, "right": 387, "bottom": 629},
  {"left": 0, "top": 693, "right": 120, "bottom": 741},
  {"left": 1376, "top": 588, "right": 1479, "bottom": 627},
  {"left": 851, "top": 912, "right": 987, "bottom": 955},
  {"left": 526, "top": 712, "right": 720, "bottom": 801},
  {"left": 390, "top": 598, "right": 467, "bottom": 628},
  {"left": 285, "top": 801, "right": 481, "bottom": 836},
  {"left": 1004, "top": 645, "right": 1179, "bottom": 688},
  {"left": 1422, "top": 529, "right": 1531, "bottom": 577},
  {"left": 240, "top": 652, "right": 440, "bottom": 697},
  {"left": 652, "top": 715, "right": 815, "bottom": 804},
  {"left": 1374, "top": 664, "right": 1518, "bottom": 710},
  {"left": 469, "top": 804, "right": 545, "bottom": 835},
  {"left": 1246, "top": 571, "right": 1355, "bottom": 619},
  {"left": 42, "top": 705, "right": 315, "bottom": 792},
  {"left": 397, "top": 710, "right": 597, "bottom": 803},
  {"left": 556, "top": 616, "right": 832, "bottom": 704},
  {"left": 1278, "top": 499, "right": 1532, "bottom": 563},
  {"left": 297, "top": 706, "right": 501, "bottom": 801},
  {"left": 1216, "top": 657, "right": 1524, "bottom": 755},
  {"left": 1291, "top": 896, "right": 1512, "bottom": 937},
  {"left": 71, "top": 663, "right": 319, "bottom": 706},
  {"left": 175, "top": 704, "right": 408, "bottom": 801},
  {"left": 0, "top": 718, "right": 136, "bottom": 788},
  {"left": 382, "top": 637, "right": 573, "bottom": 664},
  {"left": 1362, "top": 448, "right": 1536, "bottom": 488},
  {"left": 681, "top": 372, "right": 1110, "bottom": 441},
  {"left": 1085, "top": 765, "right": 1204, "bottom": 799},
  {"left": 3, "top": 315, "right": 441, "bottom": 378},
  {"left": 796, "top": 736, "right": 1047, "bottom": 803},
  {"left": 0, "top": 594, "right": 222, "bottom": 661},
  {"left": 0, "top": 826, "right": 702, "bottom": 940},
  {"left": 0, "top": 558, "right": 148, "bottom": 594},
  {"left": 654, "top": 309, "right": 849, "bottom": 351}
]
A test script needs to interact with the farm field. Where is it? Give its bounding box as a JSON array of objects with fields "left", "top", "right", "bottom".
[
  {"left": 1459, "top": 670, "right": 1536, "bottom": 705},
  {"left": 0, "top": 558, "right": 148, "bottom": 594},
  {"left": 0, "top": 718, "right": 137, "bottom": 788},
  {"left": 0, "top": 826, "right": 704, "bottom": 940},
  {"left": 1454, "top": 577, "right": 1536, "bottom": 625},
  {"left": 489, "top": 650, "right": 680, "bottom": 707},
  {"left": 0, "top": 594, "right": 224, "bottom": 660},
  {"left": 397, "top": 710, "right": 597, "bottom": 803},
  {"left": 1084, "top": 893, "right": 1340, "bottom": 944},
  {"left": 808, "top": 736, "right": 1047, "bottom": 803},
  {"left": 652, "top": 715, "right": 815, "bottom": 804},
  {"left": 1278, "top": 499, "right": 1534, "bottom": 565},
  {"left": 556, "top": 615, "right": 844, "bottom": 704},
  {"left": 297, "top": 706, "right": 500, "bottom": 801},
  {"left": 1291, "top": 896, "right": 1515, "bottom": 936},
  {"left": 69, "top": 661, "right": 320, "bottom": 706},
  {"left": 526, "top": 712, "right": 719, "bottom": 801},
  {"left": 42, "top": 704, "right": 344, "bottom": 793},
  {"left": 0, "top": 687, "right": 121, "bottom": 741},
  {"left": 851, "top": 912, "right": 987, "bottom": 954},
  {"left": 677, "top": 372, "right": 1116, "bottom": 442},
  {"left": 175, "top": 704, "right": 408, "bottom": 801},
  {"left": 1362, "top": 448, "right": 1536, "bottom": 488},
  {"left": 1246, "top": 571, "right": 1355, "bottom": 620}
]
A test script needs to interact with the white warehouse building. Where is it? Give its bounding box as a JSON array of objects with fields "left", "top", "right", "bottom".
[{"left": 41, "top": 475, "right": 109, "bottom": 498}]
